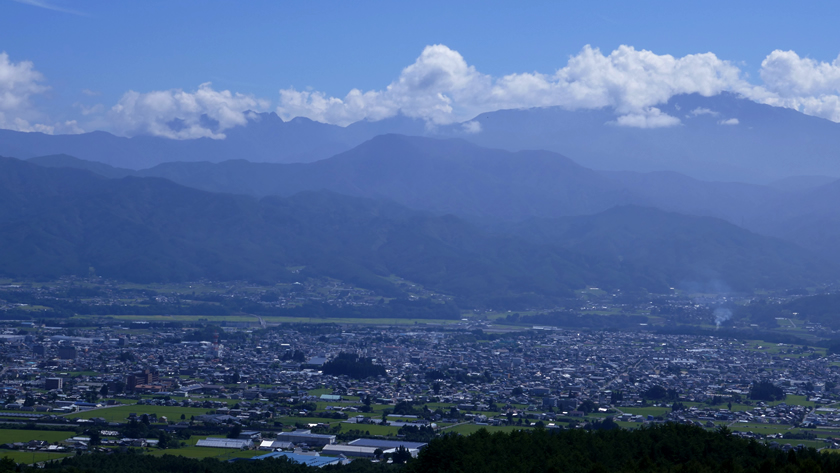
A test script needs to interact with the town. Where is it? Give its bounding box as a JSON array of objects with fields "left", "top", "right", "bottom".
[{"left": 1, "top": 279, "right": 840, "bottom": 467}]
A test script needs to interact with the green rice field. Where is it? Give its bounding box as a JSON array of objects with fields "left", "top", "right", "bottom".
[
  {"left": 0, "top": 430, "right": 77, "bottom": 444},
  {"left": 69, "top": 405, "right": 215, "bottom": 423},
  {"left": 0, "top": 451, "right": 72, "bottom": 464}
]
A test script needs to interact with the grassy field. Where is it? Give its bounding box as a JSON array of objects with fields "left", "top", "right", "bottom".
[
  {"left": 146, "top": 447, "right": 264, "bottom": 460},
  {"left": 69, "top": 405, "right": 214, "bottom": 423},
  {"left": 620, "top": 407, "right": 671, "bottom": 418},
  {"left": 338, "top": 422, "right": 400, "bottom": 436},
  {"left": 729, "top": 422, "right": 794, "bottom": 435},
  {"left": 0, "top": 430, "right": 77, "bottom": 444},
  {"left": 137, "top": 396, "right": 236, "bottom": 407},
  {"left": 774, "top": 395, "right": 816, "bottom": 408},
  {"left": 442, "top": 424, "right": 534, "bottom": 435},
  {"left": 0, "top": 451, "right": 72, "bottom": 464}
]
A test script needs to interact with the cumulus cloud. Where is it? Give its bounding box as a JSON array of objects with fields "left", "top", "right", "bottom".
[
  {"left": 109, "top": 82, "right": 270, "bottom": 139},
  {"left": 756, "top": 50, "right": 840, "bottom": 122},
  {"left": 0, "top": 51, "right": 52, "bottom": 132},
  {"left": 276, "top": 44, "right": 756, "bottom": 128},
  {"left": 9, "top": 44, "right": 840, "bottom": 138}
]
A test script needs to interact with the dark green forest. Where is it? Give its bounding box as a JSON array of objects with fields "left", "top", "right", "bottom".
[{"left": 321, "top": 352, "right": 387, "bottom": 379}]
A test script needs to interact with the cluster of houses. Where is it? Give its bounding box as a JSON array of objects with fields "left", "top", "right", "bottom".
[{"left": 0, "top": 313, "right": 839, "bottom": 453}]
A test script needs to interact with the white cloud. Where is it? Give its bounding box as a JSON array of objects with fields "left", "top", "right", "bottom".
[
  {"left": 612, "top": 107, "right": 682, "bottom": 128},
  {"left": 756, "top": 50, "right": 840, "bottom": 122},
  {"left": 0, "top": 51, "right": 52, "bottom": 132},
  {"left": 9, "top": 44, "right": 840, "bottom": 138},
  {"left": 761, "top": 50, "right": 840, "bottom": 97},
  {"left": 690, "top": 107, "right": 719, "bottom": 116},
  {"left": 276, "top": 44, "right": 756, "bottom": 128},
  {"left": 11, "top": 119, "right": 85, "bottom": 135},
  {"left": 461, "top": 120, "right": 482, "bottom": 133},
  {"left": 109, "top": 82, "right": 270, "bottom": 139}
]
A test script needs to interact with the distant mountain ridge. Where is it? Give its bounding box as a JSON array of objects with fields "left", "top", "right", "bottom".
[
  {"left": 25, "top": 134, "right": 840, "bottom": 264},
  {"left": 0, "top": 113, "right": 429, "bottom": 170},
  {"left": 1, "top": 156, "right": 829, "bottom": 302},
  {"left": 435, "top": 93, "right": 840, "bottom": 182},
  {"left": 4, "top": 93, "right": 840, "bottom": 182},
  {"left": 131, "top": 134, "right": 634, "bottom": 219}
]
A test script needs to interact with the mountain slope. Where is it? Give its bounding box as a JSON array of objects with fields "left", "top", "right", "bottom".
[
  {"left": 0, "top": 157, "right": 603, "bottom": 300},
  {"left": 133, "top": 134, "right": 635, "bottom": 219},
  {"left": 495, "top": 206, "right": 831, "bottom": 292},
  {"left": 3, "top": 157, "right": 831, "bottom": 300},
  {"left": 28, "top": 154, "right": 136, "bottom": 178}
]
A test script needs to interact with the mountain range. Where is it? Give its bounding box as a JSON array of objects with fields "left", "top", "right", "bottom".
[
  {"left": 5, "top": 93, "right": 840, "bottom": 303},
  {"left": 5, "top": 93, "right": 840, "bottom": 183},
  {"left": 1, "top": 151, "right": 833, "bottom": 305},
  {"left": 27, "top": 134, "right": 840, "bottom": 261}
]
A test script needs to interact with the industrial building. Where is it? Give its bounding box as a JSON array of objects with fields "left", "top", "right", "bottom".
[{"left": 275, "top": 430, "right": 336, "bottom": 447}]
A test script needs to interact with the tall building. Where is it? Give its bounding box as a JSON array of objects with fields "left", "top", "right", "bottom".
[
  {"left": 57, "top": 346, "right": 77, "bottom": 360},
  {"left": 126, "top": 369, "right": 159, "bottom": 391},
  {"left": 45, "top": 378, "right": 63, "bottom": 390}
]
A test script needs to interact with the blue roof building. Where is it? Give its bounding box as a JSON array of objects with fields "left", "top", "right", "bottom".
[{"left": 251, "top": 452, "right": 341, "bottom": 467}]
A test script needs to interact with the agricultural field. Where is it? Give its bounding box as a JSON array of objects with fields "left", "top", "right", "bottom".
[
  {"left": 619, "top": 407, "right": 671, "bottom": 418},
  {"left": 69, "top": 405, "right": 215, "bottom": 423},
  {"left": 0, "top": 451, "right": 72, "bottom": 464},
  {"left": 146, "top": 447, "right": 264, "bottom": 460},
  {"left": 337, "top": 422, "right": 401, "bottom": 436},
  {"left": 442, "top": 424, "right": 534, "bottom": 435},
  {"left": 0, "top": 430, "right": 77, "bottom": 444},
  {"left": 728, "top": 422, "right": 794, "bottom": 435}
]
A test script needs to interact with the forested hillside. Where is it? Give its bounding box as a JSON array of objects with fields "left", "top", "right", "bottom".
[{"left": 0, "top": 157, "right": 833, "bottom": 305}]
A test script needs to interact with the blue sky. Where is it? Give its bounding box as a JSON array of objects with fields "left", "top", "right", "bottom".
[{"left": 2, "top": 0, "right": 840, "bottom": 137}]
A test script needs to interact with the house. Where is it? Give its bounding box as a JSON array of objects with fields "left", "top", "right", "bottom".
[{"left": 258, "top": 440, "right": 293, "bottom": 451}]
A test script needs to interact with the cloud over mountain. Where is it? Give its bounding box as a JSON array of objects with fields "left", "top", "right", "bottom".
[
  {"left": 3, "top": 45, "right": 840, "bottom": 136},
  {"left": 274, "top": 45, "right": 840, "bottom": 129},
  {"left": 109, "top": 82, "right": 270, "bottom": 139},
  {"left": 759, "top": 50, "right": 840, "bottom": 122},
  {"left": 276, "top": 44, "right": 755, "bottom": 128}
]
